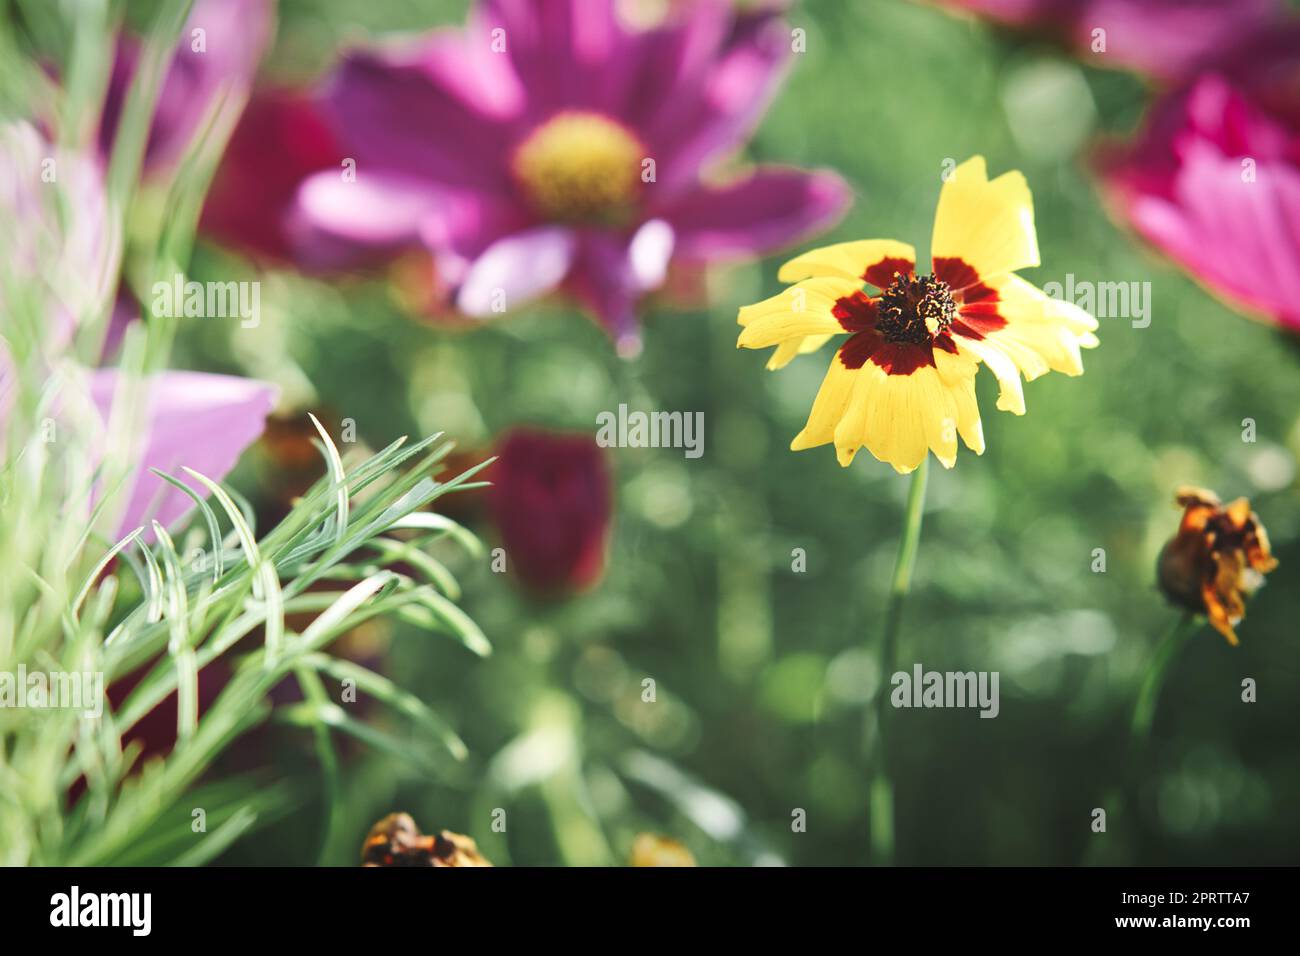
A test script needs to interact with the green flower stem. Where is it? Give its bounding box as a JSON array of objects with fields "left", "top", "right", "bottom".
[
  {"left": 869, "top": 456, "right": 929, "bottom": 865},
  {"left": 1130, "top": 612, "right": 1199, "bottom": 749},
  {"left": 1085, "top": 611, "right": 1200, "bottom": 865}
]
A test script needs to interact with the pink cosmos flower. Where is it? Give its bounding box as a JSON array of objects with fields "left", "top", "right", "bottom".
[
  {"left": 290, "top": 0, "right": 851, "bottom": 354},
  {"left": 1, "top": 121, "right": 277, "bottom": 535},
  {"left": 1097, "top": 26, "right": 1300, "bottom": 333},
  {"left": 927, "top": 0, "right": 1281, "bottom": 83},
  {"left": 488, "top": 428, "right": 612, "bottom": 595},
  {"left": 99, "top": 0, "right": 275, "bottom": 176}
]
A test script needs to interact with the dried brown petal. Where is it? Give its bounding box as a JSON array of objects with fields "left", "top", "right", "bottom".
[
  {"left": 1157, "top": 486, "right": 1277, "bottom": 645},
  {"left": 361, "top": 812, "right": 491, "bottom": 867}
]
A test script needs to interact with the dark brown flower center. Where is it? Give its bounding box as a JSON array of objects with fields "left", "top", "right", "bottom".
[{"left": 876, "top": 272, "right": 956, "bottom": 344}]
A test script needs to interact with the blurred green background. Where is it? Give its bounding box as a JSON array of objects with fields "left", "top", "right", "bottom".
[{"left": 160, "top": 0, "right": 1300, "bottom": 865}]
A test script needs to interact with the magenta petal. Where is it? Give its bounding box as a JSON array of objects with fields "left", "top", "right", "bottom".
[
  {"left": 411, "top": 30, "right": 529, "bottom": 120},
  {"left": 637, "top": 5, "right": 790, "bottom": 196},
  {"left": 321, "top": 42, "right": 521, "bottom": 192},
  {"left": 289, "top": 170, "right": 444, "bottom": 270},
  {"left": 418, "top": 188, "right": 534, "bottom": 284},
  {"left": 1101, "top": 75, "right": 1300, "bottom": 333},
  {"left": 932, "top": 0, "right": 1279, "bottom": 82},
  {"left": 567, "top": 221, "right": 675, "bottom": 354},
  {"left": 1129, "top": 142, "right": 1300, "bottom": 330},
  {"left": 476, "top": 0, "right": 629, "bottom": 116},
  {"left": 455, "top": 226, "right": 578, "bottom": 316},
  {"left": 103, "top": 0, "right": 275, "bottom": 174},
  {"left": 621, "top": 0, "right": 732, "bottom": 130},
  {"left": 658, "top": 167, "right": 852, "bottom": 261},
  {"left": 1209, "top": 23, "right": 1300, "bottom": 130},
  {"left": 89, "top": 370, "right": 278, "bottom": 534},
  {"left": 1074, "top": 0, "right": 1279, "bottom": 82}
]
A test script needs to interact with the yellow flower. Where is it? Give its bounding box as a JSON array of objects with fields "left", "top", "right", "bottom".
[{"left": 737, "top": 156, "right": 1099, "bottom": 473}]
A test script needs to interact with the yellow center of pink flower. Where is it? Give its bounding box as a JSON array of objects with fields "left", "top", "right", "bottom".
[{"left": 512, "top": 111, "right": 646, "bottom": 225}]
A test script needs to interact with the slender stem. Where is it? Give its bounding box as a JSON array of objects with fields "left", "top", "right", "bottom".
[
  {"left": 295, "top": 667, "right": 344, "bottom": 865},
  {"left": 869, "top": 457, "right": 929, "bottom": 865},
  {"left": 1130, "top": 612, "right": 1199, "bottom": 748},
  {"left": 1084, "top": 612, "right": 1200, "bottom": 865}
]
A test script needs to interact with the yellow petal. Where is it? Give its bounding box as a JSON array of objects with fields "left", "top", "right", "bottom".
[
  {"left": 737, "top": 276, "right": 860, "bottom": 327},
  {"left": 935, "top": 348, "right": 985, "bottom": 454},
  {"left": 778, "top": 239, "right": 917, "bottom": 284},
  {"left": 792, "top": 351, "right": 858, "bottom": 451},
  {"left": 797, "top": 333, "right": 834, "bottom": 354},
  {"left": 918, "top": 367, "right": 960, "bottom": 468},
  {"left": 819, "top": 355, "right": 979, "bottom": 472},
  {"left": 738, "top": 311, "right": 844, "bottom": 349},
  {"left": 931, "top": 156, "right": 1039, "bottom": 285},
  {"left": 796, "top": 343, "right": 985, "bottom": 471},
  {"left": 737, "top": 276, "right": 858, "bottom": 353},
  {"left": 765, "top": 333, "right": 834, "bottom": 370},
  {"left": 864, "top": 373, "right": 930, "bottom": 473},
  {"left": 954, "top": 335, "right": 1026, "bottom": 415},
  {"left": 953, "top": 274, "right": 1099, "bottom": 412},
  {"left": 833, "top": 368, "right": 875, "bottom": 467},
  {"left": 766, "top": 339, "right": 803, "bottom": 370}
]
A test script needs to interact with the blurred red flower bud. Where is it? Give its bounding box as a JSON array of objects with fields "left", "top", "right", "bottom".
[
  {"left": 488, "top": 428, "right": 612, "bottom": 596},
  {"left": 201, "top": 89, "right": 344, "bottom": 264}
]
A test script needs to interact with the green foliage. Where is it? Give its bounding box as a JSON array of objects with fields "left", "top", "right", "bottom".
[
  {"left": 0, "top": 418, "right": 491, "bottom": 865},
  {"left": 0, "top": 0, "right": 490, "bottom": 868}
]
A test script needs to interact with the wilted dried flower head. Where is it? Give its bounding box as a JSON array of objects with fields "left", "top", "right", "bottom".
[
  {"left": 1157, "top": 487, "right": 1278, "bottom": 645},
  {"left": 629, "top": 833, "right": 696, "bottom": 867},
  {"left": 361, "top": 813, "right": 491, "bottom": 867}
]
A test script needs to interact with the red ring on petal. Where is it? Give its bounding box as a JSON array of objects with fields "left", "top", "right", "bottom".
[
  {"left": 839, "top": 329, "right": 935, "bottom": 375},
  {"left": 832, "top": 291, "right": 879, "bottom": 332},
  {"left": 863, "top": 256, "right": 916, "bottom": 289}
]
